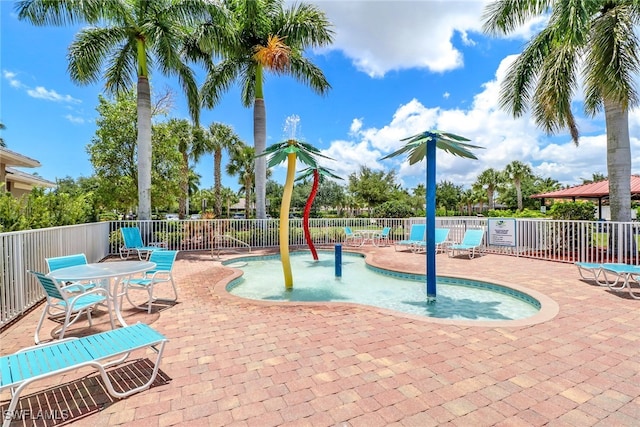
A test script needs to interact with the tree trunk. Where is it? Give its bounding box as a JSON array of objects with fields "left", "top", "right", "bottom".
[
  {"left": 179, "top": 151, "right": 189, "bottom": 219},
  {"left": 254, "top": 98, "right": 267, "bottom": 220},
  {"left": 516, "top": 182, "right": 523, "bottom": 212},
  {"left": 604, "top": 99, "right": 632, "bottom": 222},
  {"left": 214, "top": 150, "right": 222, "bottom": 217},
  {"left": 137, "top": 76, "right": 152, "bottom": 220}
]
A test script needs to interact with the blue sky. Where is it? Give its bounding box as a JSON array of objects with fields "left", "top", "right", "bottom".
[{"left": 2, "top": 1, "right": 640, "bottom": 193}]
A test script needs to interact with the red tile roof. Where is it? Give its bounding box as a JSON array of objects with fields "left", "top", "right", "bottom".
[{"left": 531, "top": 175, "right": 640, "bottom": 199}]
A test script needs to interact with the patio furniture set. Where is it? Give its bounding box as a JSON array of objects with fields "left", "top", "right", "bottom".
[
  {"left": 346, "top": 224, "right": 485, "bottom": 258},
  {"left": 0, "top": 227, "right": 178, "bottom": 427}
]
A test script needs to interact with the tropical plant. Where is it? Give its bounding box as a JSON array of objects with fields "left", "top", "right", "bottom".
[
  {"left": 474, "top": 168, "right": 502, "bottom": 210},
  {"left": 226, "top": 144, "right": 256, "bottom": 219},
  {"left": 260, "top": 139, "right": 328, "bottom": 288},
  {"left": 482, "top": 0, "right": 639, "bottom": 222},
  {"left": 200, "top": 0, "right": 334, "bottom": 220},
  {"left": 194, "top": 122, "right": 243, "bottom": 218},
  {"left": 381, "top": 130, "right": 481, "bottom": 300},
  {"left": 504, "top": 160, "right": 533, "bottom": 212},
  {"left": 17, "top": 0, "right": 228, "bottom": 219},
  {"left": 296, "top": 166, "right": 342, "bottom": 260}
]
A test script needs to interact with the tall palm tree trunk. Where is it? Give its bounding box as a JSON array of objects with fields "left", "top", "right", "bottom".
[
  {"left": 179, "top": 151, "right": 189, "bottom": 218},
  {"left": 254, "top": 98, "right": 267, "bottom": 220},
  {"left": 604, "top": 99, "right": 632, "bottom": 222},
  {"left": 137, "top": 76, "right": 152, "bottom": 220},
  {"left": 214, "top": 150, "right": 223, "bottom": 217}
]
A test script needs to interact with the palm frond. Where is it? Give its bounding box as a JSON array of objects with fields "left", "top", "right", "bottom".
[{"left": 383, "top": 130, "right": 481, "bottom": 164}]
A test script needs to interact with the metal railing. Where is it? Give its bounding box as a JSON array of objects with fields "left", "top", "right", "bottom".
[{"left": 3, "top": 216, "right": 640, "bottom": 328}]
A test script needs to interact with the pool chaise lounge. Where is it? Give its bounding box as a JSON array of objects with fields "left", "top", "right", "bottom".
[
  {"left": 448, "top": 229, "right": 485, "bottom": 259},
  {"left": 575, "top": 262, "right": 623, "bottom": 287},
  {"left": 395, "top": 224, "right": 426, "bottom": 252},
  {"left": 600, "top": 263, "right": 640, "bottom": 298},
  {"left": 0, "top": 323, "right": 167, "bottom": 427}
]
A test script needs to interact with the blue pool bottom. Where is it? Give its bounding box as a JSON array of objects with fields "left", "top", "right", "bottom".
[{"left": 225, "top": 251, "right": 541, "bottom": 322}]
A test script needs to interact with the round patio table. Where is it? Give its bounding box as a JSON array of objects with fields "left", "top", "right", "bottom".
[{"left": 48, "top": 261, "right": 156, "bottom": 327}]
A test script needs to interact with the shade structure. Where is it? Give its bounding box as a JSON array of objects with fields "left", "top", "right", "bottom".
[{"left": 531, "top": 175, "right": 640, "bottom": 219}]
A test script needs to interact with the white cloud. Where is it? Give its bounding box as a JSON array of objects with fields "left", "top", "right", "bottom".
[
  {"left": 313, "top": 0, "right": 491, "bottom": 77},
  {"left": 323, "top": 54, "right": 640, "bottom": 190},
  {"left": 2, "top": 70, "right": 23, "bottom": 88},
  {"left": 27, "top": 86, "right": 81, "bottom": 103},
  {"left": 64, "top": 114, "right": 85, "bottom": 124}
]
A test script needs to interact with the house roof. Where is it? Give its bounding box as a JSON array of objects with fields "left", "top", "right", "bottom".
[
  {"left": 530, "top": 175, "right": 640, "bottom": 200},
  {"left": 0, "top": 147, "right": 41, "bottom": 168},
  {"left": 5, "top": 167, "right": 56, "bottom": 188}
]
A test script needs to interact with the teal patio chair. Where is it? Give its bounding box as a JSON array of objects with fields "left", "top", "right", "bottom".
[
  {"left": 343, "top": 226, "right": 363, "bottom": 247},
  {"left": 29, "top": 270, "right": 113, "bottom": 344},
  {"left": 120, "top": 227, "right": 165, "bottom": 260},
  {"left": 394, "top": 223, "right": 426, "bottom": 252},
  {"left": 373, "top": 227, "right": 392, "bottom": 247},
  {"left": 46, "top": 253, "right": 98, "bottom": 292},
  {"left": 123, "top": 250, "right": 179, "bottom": 313},
  {"left": 448, "top": 229, "right": 485, "bottom": 259}
]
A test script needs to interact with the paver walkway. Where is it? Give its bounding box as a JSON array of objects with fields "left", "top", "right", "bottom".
[{"left": 1, "top": 246, "right": 640, "bottom": 426}]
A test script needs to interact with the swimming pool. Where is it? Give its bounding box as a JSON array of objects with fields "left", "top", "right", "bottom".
[{"left": 225, "top": 251, "right": 543, "bottom": 322}]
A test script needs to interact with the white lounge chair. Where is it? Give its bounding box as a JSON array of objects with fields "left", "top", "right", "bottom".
[
  {"left": 412, "top": 228, "right": 450, "bottom": 253},
  {"left": 448, "top": 229, "right": 485, "bottom": 259},
  {"left": 395, "top": 224, "right": 426, "bottom": 252},
  {"left": 0, "top": 323, "right": 167, "bottom": 427},
  {"left": 120, "top": 227, "right": 165, "bottom": 260}
]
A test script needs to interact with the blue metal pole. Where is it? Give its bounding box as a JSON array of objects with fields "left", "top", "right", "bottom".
[
  {"left": 426, "top": 135, "right": 436, "bottom": 302},
  {"left": 335, "top": 244, "right": 342, "bottom": 277}
]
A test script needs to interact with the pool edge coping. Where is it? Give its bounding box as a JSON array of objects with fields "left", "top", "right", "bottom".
[{"left": 213, "top": 250, "right": 560, "bottom": 328}]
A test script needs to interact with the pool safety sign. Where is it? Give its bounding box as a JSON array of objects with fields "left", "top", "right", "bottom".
[{"left": 488, "top": 218, "right": 517, "bottom": 247}]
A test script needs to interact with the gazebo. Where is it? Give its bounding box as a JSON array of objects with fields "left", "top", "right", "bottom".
[{"left": 531, "top": 175, "right": 640, "bottom": 220}]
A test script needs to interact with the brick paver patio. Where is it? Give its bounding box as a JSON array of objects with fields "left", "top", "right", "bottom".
[{"left": 2, "top": 245, "right": 640, "bottom": 426}]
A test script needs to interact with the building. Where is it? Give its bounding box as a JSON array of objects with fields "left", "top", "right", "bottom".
[{"left": 0, "top": 147, "right": 56, "bottom": 197}]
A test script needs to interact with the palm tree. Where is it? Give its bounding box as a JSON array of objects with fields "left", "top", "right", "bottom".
[
  {"left": 194, "top": 123, "right": 243, "bottom": 218},
  {"left": 482, "top": 1, "right": 639, "bottom": 222},
  {"left": 296, "top": 166, "right": 342, "bottom": 261},
  {"left": 459, "top": 189, "right": 477, "bottom": 215},
  {"left": 226, "top": 144, "right": 255, "bottom": 219},
  {"left": 201, "top": 0, "right": 334, "bottom": 220},
  {"left": 474, "top": 168, "right": 502, "bottom": 210},
  {"left": 169, "top": 119, "right": 197, "bottom": 219},
  {"left": 17, "top": 0, "right": 228, "bottom": 220},
  {"left": 504, "top": 160, "right": 533, "bottom": 212},
  {"left": 382, "top": 130, "right": 481, "bottom": 301},
  {"left": 261, "top": 139, "right": 328, "bottom": 288}
]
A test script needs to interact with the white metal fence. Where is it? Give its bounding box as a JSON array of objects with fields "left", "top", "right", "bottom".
[{"left": 3, "top": 217, "right": 640, "bottom": 328}]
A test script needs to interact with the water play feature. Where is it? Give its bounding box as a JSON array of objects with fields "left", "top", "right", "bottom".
[{"left": 225, "top": 251, "right": 542, "bottom": 322}]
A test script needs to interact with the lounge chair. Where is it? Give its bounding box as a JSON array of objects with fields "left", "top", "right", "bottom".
[
  {"left": 394, "top": 224, "right": 426, "bottom": 252},
  {"left": 343, "top": 226, "right": 363, "bottom": 247},
  {"left": 123, "top": 250, "right": 179, "bottom": 313},
  {"left": 0, "top": 323, "right": 167, "bottom": 427},
  {"left": 120, "top": 227, "right": 165, "bottom": 260},
  {"left": 29, "top": 270, "right": 114, "bottom": 344},
  {"left": 600, "top": 263, "right": 640, "bottom": 296},
  {"left": 575, "top": 262, "right": 623, "bottom": 287},
  {"left": 412, "top": 228, "right": 450, "bottom": 253},
  {"left": 448, "top": 229, "right": 485, "bottom": 259}
]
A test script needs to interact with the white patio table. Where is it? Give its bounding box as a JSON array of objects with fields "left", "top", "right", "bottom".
[
  {"left": 355, "top": 229, "right": 383, "bottom": 246},
  {"left": 48, "top": 261, "right": 156, "bottom": 327}
]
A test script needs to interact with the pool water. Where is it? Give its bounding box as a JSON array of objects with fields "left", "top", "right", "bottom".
[{"left": 225, "top": 252, "right": 540, "bottom": 321}]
